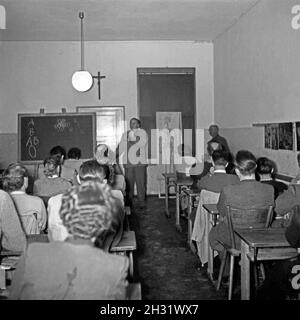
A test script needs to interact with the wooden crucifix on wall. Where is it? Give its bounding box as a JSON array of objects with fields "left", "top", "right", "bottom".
[{"left": 92, "top": 72, "right": 106, "bottom": 100}]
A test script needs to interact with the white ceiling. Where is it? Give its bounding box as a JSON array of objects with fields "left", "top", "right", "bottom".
[{"left": 0, "top": 0, "right": 260, "bottom": 41}]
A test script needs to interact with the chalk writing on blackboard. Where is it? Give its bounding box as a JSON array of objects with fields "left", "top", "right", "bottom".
[
  {"left": 19, "top": 113, "right": 96, "bottom": 162},
  {"left": 54, "top": 118, "right": 71, "bottom": 133},
  {"left": 25, "top": 119, "right": 39, "bottom": 159}
]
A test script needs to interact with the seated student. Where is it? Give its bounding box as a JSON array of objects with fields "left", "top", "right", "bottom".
[
  {"left": 49, "top": 145, "right": 67, "bottom": 166},
  {"left": 94, "top": 143, "right": 125, "bottom": 192},
  {"left": 33, "top": 156, "right": 72, "bottom": 198},
  {"left": 9, "top": 180, "right": 129, "bottom": 300},
  {"left": 191, "top": 141, "right": 222, "bottom": 188},
  {"left": 197, "top": 150, "right": 239, "bottom": 193},
  {"left": 256, "top": 157, "right": 288, "bottom": 199},
  {"left": 36, "top": 145, "right": 67, "bottom": 179},
  {"left": 48, "top": 160, "right": 124, "bottom": 249},
  {"left": 2, "top": 163, "right": 47, "bottom": 235},
  {"left": 275, "top": 184, "right": 300, "bottom": 217},
  {"left": 209, "top": 150, "right": 274, "bottom": 267},
  {"left": 0, "top": 189, "right": 26, "bottom": 253},
  {"left": 60, "top": 147, "right": 82, "bottom": 184},
  {"left": 256, "top": 188, "right": 300, "bottom": 300}
]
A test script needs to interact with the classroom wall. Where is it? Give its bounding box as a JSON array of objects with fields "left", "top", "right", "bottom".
[
  {"left": 214, "top": 0, "right": 300, "bottom": 176},
  {"left": 0, "top": 40, "right": 213, "bottom": 192}
]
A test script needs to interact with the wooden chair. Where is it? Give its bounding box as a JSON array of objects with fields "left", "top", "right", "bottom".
[
  {"left": 217, "top": 205, "right": 274, "bottom": 300},
  {"left": 0, "top": 250, "right": 22, "bottom": 290},
  {"left": 190, "top": 190, "right": 220, "bottom": 272},
  {"left": 110, "top": 230, "right": 136, "bottom": 279}
]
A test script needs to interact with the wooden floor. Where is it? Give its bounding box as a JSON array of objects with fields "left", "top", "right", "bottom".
[{"left": 130, "top": 196, "right": 224, "bottom": 300}]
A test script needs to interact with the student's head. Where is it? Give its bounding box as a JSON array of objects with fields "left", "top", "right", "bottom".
[
  {"left": 256, "top": 157, "right": 274, "bottom": 176},
  {"left": 2, "top": 163, "right": 28, "bottom": 192},
  {"left": 234, "top": 150, "right": 257, "bottom": 178},
  {"left": 67, "top": 147, "right": 81, "bottom": 160},
  {"left": 78, "top": 160, "right": 112, "bottom": 184},
  {"left": 207, "top": 141, "right": 222, "bottom": 156},
  {"left": 209, "top": 125, "right": 219, "bottom": 138},
  {"left": 59, "top": 180, "right": 119, "bottom": 247},
  {"left": 43, "top": 156, "right": 60, "bottom": 177},
  {"left": 50, "top": 145, "right": 66, "bottom": 163},
  {"left": 130, "top": 118, "right": 141, "bottom": 130},
  {"left": 211, "top": 150, "right": 229, "bottom": 168}
]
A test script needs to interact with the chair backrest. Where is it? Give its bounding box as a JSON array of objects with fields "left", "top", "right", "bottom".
[
  {"left": 200, "top": 189, "right": 220, "bottom": 205},
  {"left": 226, "top": 205, "right": 274, "bottom": 249}
]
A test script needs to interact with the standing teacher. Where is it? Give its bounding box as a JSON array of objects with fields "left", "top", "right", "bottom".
[
  {"left": 208, "top": 124, "right": 234, "bottom": 174},
  {"left": 208, "top": 124, "right": 230, "bottom": 154},
  {"left": 116, "top": 118, "right": 148, "bottom": 209}
]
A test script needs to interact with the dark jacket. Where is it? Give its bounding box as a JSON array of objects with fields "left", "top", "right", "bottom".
[{"left": 197, "top": 171, "right": 239, "bottom": 193}]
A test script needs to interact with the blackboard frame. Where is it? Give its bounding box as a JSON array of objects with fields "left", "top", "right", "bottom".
[{"left": 18, "top": 112, "right": 96, "bottom": 164}]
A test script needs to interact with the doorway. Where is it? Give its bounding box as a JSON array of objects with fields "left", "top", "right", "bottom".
[{"left": 137, "top": 67, "right": 196, "bottom": 194}]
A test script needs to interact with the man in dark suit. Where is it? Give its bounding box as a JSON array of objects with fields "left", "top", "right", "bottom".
[
  {"left": 276, "top": 184, "right": 300, "bottom": 217},
  {"left": 197, "top": 150, "right": 239, "bottom": 193},
  {"left": 209, "top": 150, "right": 274, "bottom": 257},
  {"left": 208, "top": 124, "right": 230, "bottom": 154}
]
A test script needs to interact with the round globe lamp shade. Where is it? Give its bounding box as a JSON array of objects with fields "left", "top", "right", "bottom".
[{"left": 72, "top": 70, "right": 93, "bottom": 92}]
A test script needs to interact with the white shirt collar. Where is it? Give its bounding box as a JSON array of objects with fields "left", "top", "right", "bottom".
[
  {"left": 47, "top": 175, "right": 59, "bottom": 179},
  {"left": 213, "top": 169, "right": 226, "bottom": 173},
  {"left": 10, "top": 190, "right": 26, "bottom": 195}
]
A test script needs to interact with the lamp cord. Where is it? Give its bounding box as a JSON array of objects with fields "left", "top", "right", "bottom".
[{"left": 79, "top": 11, "right": 84, "bottom": 71}]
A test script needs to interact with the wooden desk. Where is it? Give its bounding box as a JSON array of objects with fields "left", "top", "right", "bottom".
[
  {"left": 162, "top": 173, "right": 176, "bottom": 218},
  {"left": 183, "top": 188, "right": 201, "bottom": 244},
  {"left": 235, "top": 228, "right": 298, "bottom": 300},
  {"left": 174, "top": 177, "right": 193, "bottom": 232},
  {"left": 202, "top": 204, "right": 219, "bottom": 283}
]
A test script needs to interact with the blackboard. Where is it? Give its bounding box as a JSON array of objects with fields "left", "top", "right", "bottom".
[{"left": 18, "top": 113, "right": 96, "bottom": 163}]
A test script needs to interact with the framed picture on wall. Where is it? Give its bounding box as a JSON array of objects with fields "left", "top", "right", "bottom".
[
  {"left": 76, "top": 106, "right": 125, "bottom": 153},
  {"left": 296, "top": 122, "right": 300, "bottom": 151},
  {"left": 264, "top": 124, "right": 279, "bottom": 150},
  {"left": 278, "top": 122, "right": 293, "bottom": 150}
]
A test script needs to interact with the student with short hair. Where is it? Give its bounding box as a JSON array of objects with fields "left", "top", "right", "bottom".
[
  {"left": 33, "top": 156, "right": 71, "bottom": 198},
  {"left": 2, "top": 163, "right": 47, "bottom": 235},
  {"left": 197, "top": 150, "right": 239, "bottom": 193},
  {"left": 209, "top": 150, "right": 274, "bottom": 271},
  {"left": 256, "top": 157, "right": 288, "bottom": 199},
  {"left": 60, "top": 147, "right": 82, "bottom": 183},
  {"left": 9, "top": 180, "right": 129, "bottom": 300},
  {"left": 49, "top": 145, "right": 66, "bottom": 165}
]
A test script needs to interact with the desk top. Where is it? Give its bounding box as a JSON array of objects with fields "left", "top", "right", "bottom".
[
  {"left": 174, "top": 177, "right": 193, "bottom": 186},
  {"left": 235, "top": 228, "right": 292, "bottom": 248},
  {"left": 162, "top": 173, "right": 176, "bottom": 179},
  {"left": 202, "top": 203, "right": 219, "bottom": 214}
]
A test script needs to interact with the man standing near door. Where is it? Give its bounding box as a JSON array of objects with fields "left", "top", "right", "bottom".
[
  {"left": 208, "top": 124, "right": 230, "bottom": 154},
  {"left": 116, "top": 118, "right": 148, "bottom": 209}
]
